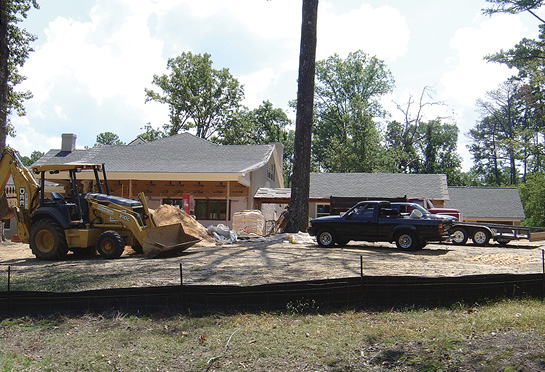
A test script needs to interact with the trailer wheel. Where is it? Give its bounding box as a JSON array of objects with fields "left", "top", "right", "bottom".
[
  {"left": 497, "top": 239, "right": 510, "bottom": 246},
  {"left": 472, "top": 228, "right": 490, "bottom": 246},
  {"left": 96, "top": 231, "right": 126, "bottom": 259},
  {"left": 317, "top": 229, "right": 336, "bottom": 248},
  {"left": 451, "top": 227, "right": 469, "bottom": 245},
  {"left": 395, "top": 231, "right": 419, "bottom": 251},
  {"left": 30, "top": 219, "right": 69, "bottom": 260}
]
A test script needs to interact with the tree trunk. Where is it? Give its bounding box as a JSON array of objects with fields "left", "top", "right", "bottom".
[
  {"left": 0, "top": 0, "right": 9, "bottom": 153},
  {"left": 285, "top": 0, "right": 318, "bottom": 233}
]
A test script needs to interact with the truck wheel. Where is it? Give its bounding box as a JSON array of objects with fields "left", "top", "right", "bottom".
[
  {"left": 96, "top": 231, "right": 126, "bottom": 259},
  {"left": 451, "top": 227, "right": 469, "bottom": 245},
  {"left": 30, "top": 219, "right": 69, "bottom": 260},
  {"left": 317, "top": 229, "right": 336, "bottom": 248},
  {"left": 395, "top": 231, "right": 418, "bottom": 251},
  {"left": 472, "top": 228, "right": 490, "bottom": 246}
]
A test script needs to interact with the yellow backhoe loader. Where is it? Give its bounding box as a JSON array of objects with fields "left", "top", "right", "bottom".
[{"left": 0, "top": 146, "right": 200, "bottom": 260}]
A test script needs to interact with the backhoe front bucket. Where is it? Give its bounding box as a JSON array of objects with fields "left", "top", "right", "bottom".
[{"left": 143, "top": 223, "right": 200, "bottom": 258}]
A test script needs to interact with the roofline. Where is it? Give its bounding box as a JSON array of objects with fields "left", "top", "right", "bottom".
[{"left": 43, "top": 172, "right": 252, "bottom": 186}]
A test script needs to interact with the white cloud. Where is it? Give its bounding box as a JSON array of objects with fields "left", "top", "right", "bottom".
[
  {"left": 317, "top": 3, "right": 409, "bottom": 61},
  {"left": 441, "top": 14, "right": 531, "bottom": 106}
]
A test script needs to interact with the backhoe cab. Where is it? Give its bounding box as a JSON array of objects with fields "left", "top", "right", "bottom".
[{"left": 1, "top": 147, "right": 199, "bottom": 260}]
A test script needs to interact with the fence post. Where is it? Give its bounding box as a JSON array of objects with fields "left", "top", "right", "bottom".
[
  {"left": 7, "top": 266, "right": 11, "bottom": 316},
  {"left": 180, "top": 263, "right": 185, "bottom": 313},
  {"left": 360, "top": 256, "right": 364, "bottom": 307},
  {"left": 542, "top": 250, "right": 544, "bottom": 299}
]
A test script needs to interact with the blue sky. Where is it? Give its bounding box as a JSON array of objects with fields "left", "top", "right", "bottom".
[{"left": 9, "top": 0, "right": 544, "bottom": 171}]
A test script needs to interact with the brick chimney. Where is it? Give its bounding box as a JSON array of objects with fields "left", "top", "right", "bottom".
[{"left": 61, "top": 133, "right": 77, "bottom": 152}]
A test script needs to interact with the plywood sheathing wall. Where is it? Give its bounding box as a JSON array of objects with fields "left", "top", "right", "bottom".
[{"left": 106, "top": 180, "right": 249, "bottom": 199}]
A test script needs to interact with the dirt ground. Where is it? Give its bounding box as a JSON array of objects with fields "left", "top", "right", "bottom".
[{"left": 1, "top": 235, "right": 545, "bottom": 291}]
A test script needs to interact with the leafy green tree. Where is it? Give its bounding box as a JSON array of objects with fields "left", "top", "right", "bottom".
[
  {"left": 145, "top": 52, "right": 244, "bottom": 140},
  {"left": 418, "top": 120, "right": 462, "bottom": 183},
  {"left": 482, "top": 0, "right": 545, "bottom": 22},
  {"left": 383, "top": 87, "right": 462, "bottom": 178},
  {"left": 469, "top": 80, "right": 524, "bottom": 185},
  {"left": 0, "top": 0, "right": 39, "bottom": 152},
  {"left": 312, "top": 50, "right": 395, "bottom": 173},
  {"left": 19, "top": 150, "right": 43, "bottom": 166},
  {"left": 139, "top": 123, "right": 163, "bottom": 142},
  {"left": 518, "top": 171, "right": 545, "bottom": 226},
  {"left": 218, "top": 100, "right": 295, "bottom": 186},
  {"left": 95, "top": 132, "right": 124, "bottom": 146}
]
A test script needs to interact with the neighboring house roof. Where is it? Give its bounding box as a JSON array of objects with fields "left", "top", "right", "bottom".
[
  {"left": 35, "top": 133, "right": 278, "bottom": 177},
  {"left": 308, "top": 173, "right": 450, "bottom": 200},
  {"left": 445, "top": 186, "right": 525, "bottom": 220}
]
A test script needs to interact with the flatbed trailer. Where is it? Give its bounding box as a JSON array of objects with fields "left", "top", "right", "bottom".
[{"left": 450, "top": 221, "right": 545, "bottom": 246}]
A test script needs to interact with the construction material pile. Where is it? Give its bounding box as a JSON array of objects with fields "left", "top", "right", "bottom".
[
  {"left": 152, "top": 205, "right": 215, "bottom": 244},
  {"left": 232, "top": 210, "right": 265, "bottom": 235}
]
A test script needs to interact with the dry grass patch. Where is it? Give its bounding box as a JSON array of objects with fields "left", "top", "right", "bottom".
[{"left": 1, "top": 299, "right": 545, "bottom": 371}]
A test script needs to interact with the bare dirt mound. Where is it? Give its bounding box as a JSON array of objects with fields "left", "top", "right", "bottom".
[{"left": 151, "top": 205, "right": 215, "bottom": 244}]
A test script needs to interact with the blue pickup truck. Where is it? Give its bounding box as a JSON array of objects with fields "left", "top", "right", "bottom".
[{"left": 307, "top": 201, "right": 453, "bottom": 250}]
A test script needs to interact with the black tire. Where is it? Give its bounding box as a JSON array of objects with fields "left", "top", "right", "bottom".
[
  {"left": 472, "top": 228, "right": 490, "bottom": 246},
  {"left": 451, "top": 227, "right": 469, "bottom": 245},
  {"left": 96, "top": 231, "right": 125, "bottom": 259},
  {"left": 30, "top": 219, "right": 69, "bottom": 260},
  {"left": 395, "top": 231, "right": 418, "bottom": 251},
  {"left": 497, "top": 239, "right": 510, "bottom": 246},
  {"left": 316, "top": 229, "right": 336, "bottom": 248},
  {"left": 418, "top": 240, "right": 427, "bottom": 249}
]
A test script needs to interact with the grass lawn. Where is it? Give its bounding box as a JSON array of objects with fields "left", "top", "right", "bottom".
[{"left": 1, "top": 298, "right": 545, "bottom": 371}]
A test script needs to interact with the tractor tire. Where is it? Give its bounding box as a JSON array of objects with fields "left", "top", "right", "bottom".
[
  {"left": 30, "top": 219, "right": 69, "bottom": 260},
  {"left": 451, "top": 227, "right": 469, "bottom": 245},
  {"left": 96, "top": 231, "right": 126, "bottom": 259},
  {"left": 395, "top": 231, "right": 419, "bottom": 251},
  {"left": 472, "top": 228, "right": 491, "bottom": 246},
  {"left": 316, "top": 229, "right": 337, "bottom": 248}
]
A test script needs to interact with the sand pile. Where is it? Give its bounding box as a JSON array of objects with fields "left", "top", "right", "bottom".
[
  {"left": 151, "top": 205, "right": 215, "bottom": 243},
  {"left": 470, "top": 253, "right": 538, "bottom": 265}
]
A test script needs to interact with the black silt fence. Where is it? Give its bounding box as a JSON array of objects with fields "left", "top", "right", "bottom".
[{"left": 1, "top": 273, "right": 544, "bottom": 317}]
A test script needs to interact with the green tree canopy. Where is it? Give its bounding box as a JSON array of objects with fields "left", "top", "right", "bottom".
[
  {"left": 218, "top": 100, "right": 295, "bottom": 185},
  {"left": 145, "top": 52, "right": 244, "bottom": 140},
  {"left": 312, "top": 51, "right": 395, "bottom": 173},
  {"left": 518, "top": 171, "right": 545, "bottom": 226},
  {"left": 95, "top": 132, "right": 125, "bottom": 146},
  {"left": 19, "top": 149, "right": 43, "bottom": 166},
  {"left": 0, "top": 0, "right": 39, "bottom": 151}
]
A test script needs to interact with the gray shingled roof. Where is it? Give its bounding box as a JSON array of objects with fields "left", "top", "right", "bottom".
[
  {"left": 35, "top": 133, "right": 274, "bottom": 174},
  {"left": 309, "top": 173, "right": 450, "bottom": 200},
  {"left": 445, "top": 186, "right": 525, "bottom": 219}
]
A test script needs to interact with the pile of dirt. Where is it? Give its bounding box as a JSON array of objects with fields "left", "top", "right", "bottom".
[
  {"left": 151, "top": 205, "right": 215, "bottom": 243},
  {"left": 470, "top": 253, "right": 538, "bottom": 265}
]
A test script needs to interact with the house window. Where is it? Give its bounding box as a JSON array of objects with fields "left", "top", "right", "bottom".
[
  {"left": 195, "top": 200, "right": 228, "bottom": 220},
  {"left": 316, "top": 204, "right": 330, "bottom": 217},
  {"left": 267, "top": 162, "right": 275, "bottom": 181}
]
